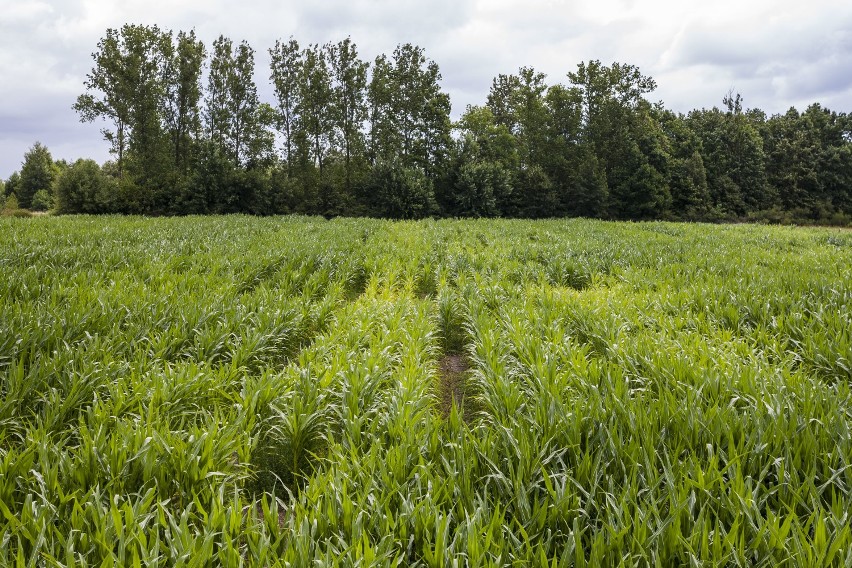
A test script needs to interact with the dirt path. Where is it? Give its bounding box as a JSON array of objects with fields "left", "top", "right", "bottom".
[{"left": 437, "top": 354, "right": 470, "bottom": 418}]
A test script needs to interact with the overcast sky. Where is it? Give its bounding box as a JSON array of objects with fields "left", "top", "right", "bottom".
[{"left": 2, "top": 0, "right": 851, "bottom": 177}]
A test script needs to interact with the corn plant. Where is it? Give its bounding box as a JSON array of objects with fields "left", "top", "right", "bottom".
[{"left": 1, "top": 215, "right": 850, "bottom": 565}]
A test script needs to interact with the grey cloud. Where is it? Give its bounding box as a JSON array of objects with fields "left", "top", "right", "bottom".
[
  {"left": 297, "top": 0, "right": 473, "bottom": 42},
  {"left": 652, "top": 8, "right": 852, "bottom": 113}
]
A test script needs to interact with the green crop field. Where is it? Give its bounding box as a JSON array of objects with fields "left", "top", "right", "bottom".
[{"left": 1, "top": 216, "right": 851, "bottom": 566}]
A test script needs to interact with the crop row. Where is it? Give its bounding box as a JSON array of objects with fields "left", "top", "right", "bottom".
[{"left": 1, "top": 216, "right": 850, "bottom": 565}]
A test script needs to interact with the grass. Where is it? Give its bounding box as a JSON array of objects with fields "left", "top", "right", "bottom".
[{"left": 1, "top": 215, "right": 851, "bottom": 566}]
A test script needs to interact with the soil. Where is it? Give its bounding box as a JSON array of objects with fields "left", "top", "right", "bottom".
[{"left": 437, "top": 353, "right": 470, "bottom": 418}]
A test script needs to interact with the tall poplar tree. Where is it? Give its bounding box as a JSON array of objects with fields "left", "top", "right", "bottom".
[
  {"left": 269, "top": 37, "right": 302, "bottom": 174},
  {"left": 163, "top": 30, "right": 205, "bottom": 173},
  {"left": 328, "top": 37, "right": 369, "bottom": 193},
  {"left": 74, "top": 24, "right": 171, "bottom": 179},
  {"left": 205, "top": 36, "right": 264, "bottom": 165},
  {"left": 296, "top": 44, "right": 334, "bottom": 178},
  {"left": 205, "top": 35, "right": 234, "bottom": 156},
  {"left": 367, "top": 43, "right": 451, "bottom": 174}
]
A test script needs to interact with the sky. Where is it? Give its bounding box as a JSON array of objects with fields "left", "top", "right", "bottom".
[{"left": 2, "top": 0, "right": 851, "bottom": 178}]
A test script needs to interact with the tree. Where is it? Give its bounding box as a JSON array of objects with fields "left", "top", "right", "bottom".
[
  {"left": 798, "top": 104, "right": 852, "bottom": 215},
  {"left": 656, "top": 109, "right": 710, "bottom": 219},
  {"left": 512, "top": 67, "right": 550, "bottom": 169},
  {"left": 204, "top": 36, "right": 271, "bottom": 170},
  {"left": 269, "top": 37, "right": 303, "bottom": 174},
  {"left": 5, "top": 172, "right": 20, "bottom": 199},
  {"left": 447, "top": 106, "right": 518, "bottom": 216},
  {"left": 75, "top": 27, "right": 133, "bottom": 177},
  {"left": 568, "top": 145, "right": 609, "bottom": 218},
  {"left": 74, "top": 24, "right": 171, "bottom": 180},
  {"left": 31, "top": 190, "right": 52, "bottom": 211},
  {"left": 205, "top": 35, "right": 233, "bottom": 154},
  {"left": 368, "top": 44, "right": 451, "bottom": 177},
  {"left": 567, "top": 61, "right": 669, "bottom": 218},
  {"left": 229, "top": 41, "right": 263, "bottom": 166},
  {"left": 763, "top": 104, "right": 852, "bottom": 218},
  {"left": 296, "top": 44, "right": 334, "bottom": 179},
  {"left": 544, "top": 84, "right": 607, "bottom": 217},
  {"left": 486, "top": 73, "right": 522, "bottom": 132},
  {"left": 122, "top": 27, "right": 172, "bottom": 191},
  {"left": 456, "top": 105, "right": 519, "bottom": 167},
  {"left": 447, "top": 134, "right": 513, "bottom": 217},
  {"left": 486, "top": 67, "right": 553, "bottom": 215},
  {"left": 364, "top": 160, "right": 436, "bottom": 219},
  {"left": 18, "top": 142, "right": 55, "bottom": 209},
  {"left": 327, "top": 37, "right": 369, "bottom": 194},
  {"left": 163, "top": 30, "right": 205, "bottom": 174},
  {"left": 3, "top": 194, "right": 19, "bottom": 212},
  {"left": 687, "top": 94, "right": 772, "bottom": 216}
]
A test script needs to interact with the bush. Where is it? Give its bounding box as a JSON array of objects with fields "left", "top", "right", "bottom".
[
  {"left": 55, "top": 159, "right": 116, "bottom": 214},
  {"left": 2, "top": 193, "right": 19, "bottom": 212},
  {"left": 364, "top": 161, "right": 437, "bottom": 219},
  {"left": 0, "top": 194, "right": 32, "bottom": 217},
  {"left": 453, "top": 161, "right": 512, "bottom": 217},
  {"left": 747, "top": 207, "right": 793, "bottom": 225}
]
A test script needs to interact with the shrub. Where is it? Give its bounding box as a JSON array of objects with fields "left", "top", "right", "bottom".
[
  {"left": 2, "top": 193, "right": 19, "bottom": 211},
  {"left": 365, "top": 161, "right": 437, "bottom": 219},
  {"left": 1, "top": 193, "right": 31, "bottom": 217},
  {"left": 453, "top": 161, "right": 511, "bottom": 217},
  {"left": 55, "top": 159, "right": 116, "bottom": 214}
]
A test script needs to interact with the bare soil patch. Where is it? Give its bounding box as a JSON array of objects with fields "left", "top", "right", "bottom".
[{"left": 437, "top": 354, "right": 470, "bottom": 418}]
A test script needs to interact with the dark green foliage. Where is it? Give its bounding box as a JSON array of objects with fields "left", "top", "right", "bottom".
[
  {"left": 687, "top": 95, "right": 774, "bottom": 217},
  {"left": 18, "top": 142, "right": 55, "bottom": 209},
  {"left": 513, "top": 164, "right": 559, "bottom": 218},
  {"left": 364, "top": 160, "right": 436, "bottom": 219},
  {"left": 657, "top": 109, "right": 711, "bottom": 219},
  {"left": 447, "top": 106, "right": 519, "bottom": 217},
  {"left": 55, "top": 28, "right": 852, "bottom": 223},
  {"left": 567, "top": 146, "right": 609, "bottom": 217},
  {"left": 453, "top": 159, "right": 512, "bottom": 218},
  {"left": 5, "top": 172, "right": 20, "bottom": 200},
  {"left": 55, "top": 159, "right": 118, "bottom": 214},
  {"left": 763, "top": 104, "right": 852, "bottom": 219},
  {"left": 30, "top": 190, "right": 52, "bottom": 212}
]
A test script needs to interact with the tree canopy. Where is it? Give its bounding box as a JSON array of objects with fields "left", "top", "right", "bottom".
[{"left": 4, "top": 25, "right": 850, "bottom": 224}]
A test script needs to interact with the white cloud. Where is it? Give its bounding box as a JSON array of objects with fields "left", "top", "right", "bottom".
[{"left": 1, "top": 0, "right": 851, "bottom": 175}]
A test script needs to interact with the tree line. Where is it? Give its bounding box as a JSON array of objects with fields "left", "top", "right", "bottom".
[{"left": 3, "top": 23, "right": 851, "bottom": 224}]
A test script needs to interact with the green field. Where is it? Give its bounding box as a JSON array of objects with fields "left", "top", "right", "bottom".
[{"left": 1, "top": 216, "right": 851, "bottom": 566}]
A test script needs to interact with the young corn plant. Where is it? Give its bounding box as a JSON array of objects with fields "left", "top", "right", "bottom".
[{"left": 1, "top": 215, "right": 850, "bottom": 565}]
